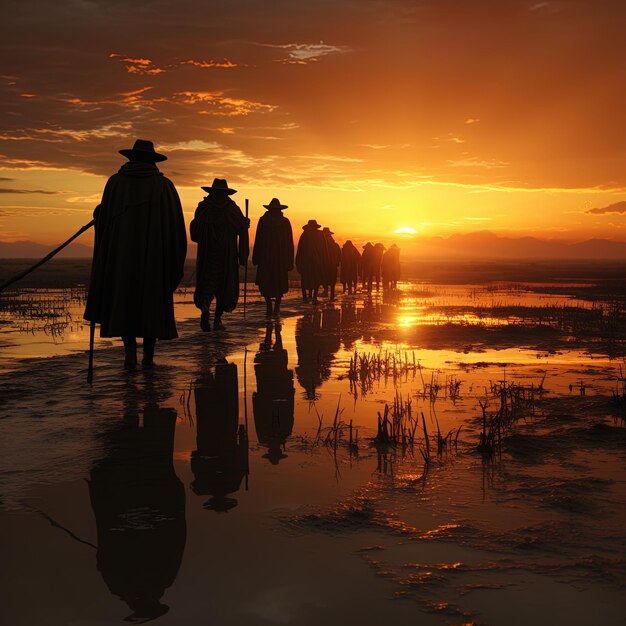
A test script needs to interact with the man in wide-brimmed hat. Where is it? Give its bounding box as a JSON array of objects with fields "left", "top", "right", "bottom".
[
  {"left": 295, "top": 219, "right": 326, "bottom": 303},
  {"left": 252, "top": 198, "right": 294, "bottom": 316},
  {"left": 320, "top": 226, "right": 341, "bottom": 301},
  {"left": 84, "top": 139, "right": 187, "bottom": 370},
  {"left": 189, "top": 178, "right": 249, "bottom": 331}
]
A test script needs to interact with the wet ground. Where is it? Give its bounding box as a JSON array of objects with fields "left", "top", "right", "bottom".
[{"left": 1, "top": 278, "right": 625, "bottom": 625}]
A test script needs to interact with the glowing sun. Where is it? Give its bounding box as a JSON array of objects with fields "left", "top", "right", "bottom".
[{"left": 394, "top": 226, "right": 417, "bottom": 235}]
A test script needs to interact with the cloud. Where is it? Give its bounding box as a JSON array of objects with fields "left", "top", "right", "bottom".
[
  {"left": 174, "top": 91, "right": 276, "bottom": 116},
  {"left": 0, "top": 188, "right": 61, "bottom": 194},
  {"left": 0, "top": 122, "right": 134, "bottom": 143},
  {"left": 447, "top": 158, "right": 509, "bottom": 169},
  {"left": 262, "top": 42, "right": 348, "bottom": 64},
  {"left": 109, "top": 53, "right": 165, "bottom": 75},
  {"left": 181, "top": 59, "right": 240, "bottom": 69},
  {"left": 586, "top": 201, "right": 626, "bottom": 215},
  {"left": 159, "top": 140, "right": 221, "bottom": 151}
]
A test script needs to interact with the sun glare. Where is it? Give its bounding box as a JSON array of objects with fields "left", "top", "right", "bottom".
[{"left": 394, "top": 226, "right": 417, "bottom": 235}]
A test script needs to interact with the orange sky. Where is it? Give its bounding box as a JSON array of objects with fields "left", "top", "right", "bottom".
[{"left": 1, "top": 0, "right": 625, "bottom": 250}]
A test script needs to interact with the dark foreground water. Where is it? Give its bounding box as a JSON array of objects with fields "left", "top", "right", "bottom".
[{"left": 0, "top": 278, "right": 625, "bottom": 625}]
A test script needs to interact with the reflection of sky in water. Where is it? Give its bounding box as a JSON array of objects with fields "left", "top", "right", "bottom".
[{"left": 1, "top": 282, "right": 625, "bottom": 625}]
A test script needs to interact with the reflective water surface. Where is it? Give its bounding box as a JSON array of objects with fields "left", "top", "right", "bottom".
[{"left": 1, "top": 279, "right": 625, "bottom": 625}]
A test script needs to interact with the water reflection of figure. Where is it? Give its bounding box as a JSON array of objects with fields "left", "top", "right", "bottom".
[
  {"left": 191, "top": 361, "right": 248, "bottom": 512},
  {"left": 89, "top": 395, "right": 185, "bottom": 622},
  {"left": 253, "top": 323, "right": 295, "bottom": 464},
  {"left": 295, "top": 307, "right": 340, "bottom": 400},
  {"left": 340, "top": 300, "right": 360, "bottom": 351}
]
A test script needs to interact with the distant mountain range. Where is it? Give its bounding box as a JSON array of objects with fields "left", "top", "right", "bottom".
[
  {"left": 2, "top": 231, "right": 626, "bottom": 260},
  {"left": 0, "top": 240, "right": 93, "bottom": 258},
  {"left": 407, "top": 231, "right": 626, "bottom": 260}
]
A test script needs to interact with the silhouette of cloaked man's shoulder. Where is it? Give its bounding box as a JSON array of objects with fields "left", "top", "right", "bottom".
[
  {"left": 253, "top": 323, "right": 295, "bottom": 464},
  {"left": 88, "top": 397, "right": 185, "bottom": 622},
  {"left": 191, "top": 361, "right": 248, "bottom": 511}
]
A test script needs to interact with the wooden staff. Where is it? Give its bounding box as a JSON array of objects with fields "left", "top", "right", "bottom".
[
  {"left": 243, "top": 198, "right": 249, "bottom": 317},
  {"left": 87, "top": 321, "right": 95, "bottom": 383},
  {"left": 0, "top": 219, "right": 94, "bottom": 293}
]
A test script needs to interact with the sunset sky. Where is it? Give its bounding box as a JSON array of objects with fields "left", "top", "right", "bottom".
[{"left": 1, "top": 0, "right": 625, "bottom": 249}]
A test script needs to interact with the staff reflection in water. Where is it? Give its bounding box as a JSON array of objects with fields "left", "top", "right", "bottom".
[
  {"left": 191, "top": 360, "right": 248, "bottom": 512},
  {"left": 295, "top": 307, "right": 340, "bottom": 400},
  {"left": 253, "top": 323, "right": 295, "bottom": 464},
  {"left": 88, "top": 394, "right": 185, "bottom": 623}
]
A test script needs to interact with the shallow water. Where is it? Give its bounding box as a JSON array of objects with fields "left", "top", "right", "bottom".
[{"left": 1, "top": 281, "right": 625, "bottom": 625}]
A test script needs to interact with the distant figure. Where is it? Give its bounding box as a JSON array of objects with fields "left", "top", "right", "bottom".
[
  {"left": 321, "top": 227, "right": 341, "bottom": 300},
  {"left": 340, "top": 240, "right": 361, "bottom": 294},
  {"left": 295, "top": 219, "right": 325, "bottom": 303},
  {"left": 191, "top": 361, "right": 248, "bottom": 512},
  {"left": 190, "top": 178, "right": 249, "bottom": 331},
  {"left": 372, "top": 243, "right": 386, "bottom": 290},
  {"left": 253, "top": 323, "right": 295, "bottom": 464},
  {"left": 84, "top": 139, "right": 187, "bottom": 371},
  {"left": 361, "top": 242, "right": 375, "bottom": 292},
  {"left": 252, "top": 198, "right": 294, "bottom": 316},
  {"left": 89, "top": 403, "right": 185, "bottom": 622},
  {"left": 382, "top": 243, "right": 401, "bottom": 289}
]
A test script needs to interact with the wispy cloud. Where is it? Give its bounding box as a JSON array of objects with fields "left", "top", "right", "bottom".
[
  {"left": 181, "top": 59, "right": 240, "bottom": 69},
  {"left": 586, "top": 200, "right": 626, "bottom": 215},
  {"left": 109, "top": 54, "right": 166, "bottom": 75},
  {"left": 262, "top": 42, "right": 348, "bottom": 64},
  {"left": 174, "top": 91, "right": 276, "bottom": 116},
  {"left": 0, "top": 188, "right": 61, "bottom": 194}
]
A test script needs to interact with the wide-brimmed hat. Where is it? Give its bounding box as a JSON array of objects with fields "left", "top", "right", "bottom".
[
  {"left": 322, "top": 227, "right": 335, "bottom": 235},
  {"left": 263, "top": 197, "right": 288, "bottom": 210},
  {"left": 119, "top": 139, "right": 167, "bottom": 162},
  {"left": 201, "top": 178, "right": 237, "bottom": 195},
  {"left": 304, "top": 219, "right": 321, "bottom": 229}
]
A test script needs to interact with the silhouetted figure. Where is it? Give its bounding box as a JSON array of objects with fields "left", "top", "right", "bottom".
[
  {"left": 295, "top": 307, "right": 340, "bottom": 400},
  {"left": 361, "top": 242, "right": 375, "bottom": 292},
  {"left": 252, "top": 198, "right": 294, "bottom": 316},
  {"left": 191, "top": 361, "right": 248, "bottom": 512},
  {"left": 190, "top": 179, "right": 249, "bottom": 331},
  {"left": 253, "top": 323, "right": 295, "bottom": 464},
  {"left": 84, "top": 139, "right": 187, "bottom": 370},
  {"left": 382, "top": 243, "right": 401, "bottom": 289},
  {"left": 295, "top": 219, "right": 326, "bottom": 303},
  {"left": 372, "top": 243, "right": 386, "bottom": 290},
  {"left": 321, "top": 227, "right": 341, "bottom": 300},
  {"left": 89, "top": 402, "right": 185, "bottom": 622},
  {"left": 340, "top": 240, "right": 361, "bottom": 295}
]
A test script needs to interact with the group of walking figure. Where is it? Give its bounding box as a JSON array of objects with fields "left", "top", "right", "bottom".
[{"left": 84, "top": 140, "right": 401, "bottom": 369}]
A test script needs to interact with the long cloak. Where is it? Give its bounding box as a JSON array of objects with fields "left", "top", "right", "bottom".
[
  {"left": 361, "top": 243, "right": 375, "bottom": 283},
  {"left": 84, "top": 162, "right": 187, "bottom": 339},
  {"left": 382, "top": 246, "right": 401, "bottom": 283},
  {"left": 340, "top": 242, "right": 361, "bottom": 285},
  {"left": 252, "top": 209, "right": 294, "bottom": 298},
  {"left": 295, "top": 225, "right": 326, "bottom": 290},
  {"left": 322, "top": 235, "right": 341, "bottom": 286},
  {"left": 190, "top": 195, "right": 249, "bottom": 312}
]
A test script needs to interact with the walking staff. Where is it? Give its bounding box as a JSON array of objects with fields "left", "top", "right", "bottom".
[
  {"left": 0, "top": 219, "right": 94, "bottom": 293},
  {"left": 244, "top": 199, "right": 249, "bottom": 317}
]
